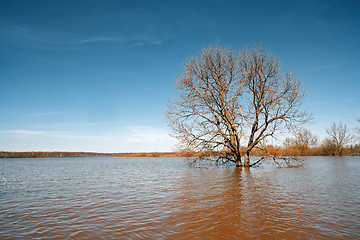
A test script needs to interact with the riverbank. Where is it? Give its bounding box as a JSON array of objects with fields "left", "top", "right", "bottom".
[
  {"left": 0, "top": 151, "right": 194, "bottom": 158},
  {"left": 0, "top": 151, "right": 118, "bottom": 158},
  {"left": 1, "top": 148, "right": 360, "bottom": 158},
  {"left": 0, "top": 151, "right": 216, "bottom": 158}
]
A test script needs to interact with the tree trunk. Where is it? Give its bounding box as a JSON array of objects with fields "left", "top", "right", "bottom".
[
  {"left": 235, "top": 160, "right": 242, "bottom": 167},
  {"left": 235, "top": 152, "right": 242, "bottom": 167},
  {"left": 244, "top": 151, "right": 251, "bottom": 167},
  {"left": 338, "top": 147, "right": 343, "bottom": 156}
]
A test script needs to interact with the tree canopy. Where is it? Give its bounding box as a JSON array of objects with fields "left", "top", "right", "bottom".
[{"left": 166, "top": 44, "right": 310, "bottom": 167}]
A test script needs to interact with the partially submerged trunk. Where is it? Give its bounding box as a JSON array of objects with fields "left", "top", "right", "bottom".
[
  {"left": 244, "top": 149, "right": 262, "bottom": 167},
  {"left": 234, "top": 152, "right": 252, "bottom": 167},
  {"left": 235, "top": 159, "right": 242, "bottom": 167},
  {"left": 234, "top": 150, "right": 252, "bottom": 167},
  {"left": 244, "top": 153, "right": 251, "bottom": 167},
  {"left": 235, "top": 152, "right": 242, "bottom": 167}
]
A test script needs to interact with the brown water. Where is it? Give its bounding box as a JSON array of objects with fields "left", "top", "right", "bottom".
[{"left": 0, "top": 156, "right": 359, "bottom": 239}]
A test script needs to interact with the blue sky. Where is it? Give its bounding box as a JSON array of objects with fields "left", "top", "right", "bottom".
[{"left": 1, "top": 0, "right": 359, "bottom": 152}]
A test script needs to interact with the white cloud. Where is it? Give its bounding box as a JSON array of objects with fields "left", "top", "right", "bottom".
[
  {"left": 50, "top": 133, "right": 114, "bottom": 141},
  {"left": 0, "top": 126, "right": 175, "bottom": 152},
  {"left": 0, "top": 130, "right": 45, "bottom": 135},
  {"left": 121, "top": 126, "right": 171, "bottom": 143},
  {"left": 76, "top": 121, "right": 119, "bottom": 126},
  {"left": 0, "top": 129, "right": 113, "bottom": 141}
]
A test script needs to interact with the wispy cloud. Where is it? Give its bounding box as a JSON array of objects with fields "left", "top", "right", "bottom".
[
  {"left": 308, "top": 97, "right": 360, "bottom": 105},
  {"left": 54, "top": 36, "right": 164, "bottom": 46},
  {"left": 0, "top": 24, "right": 33, "bottom": 40},
  {"left": 62, "top": 36, "right": 128, "bottom": 45},
  {"left": 120, "top": 126, "right": 172, "bottom": 143},
  {"left": 0, "top": 130, "right": 45, "bottom": 135},
  {"left": 49, "top": 133, "right": 114, "bottom": 141},
  {"left": 308, "top": 63, "right": 342, "bottom": 71},
  {"left": 77, "top": 121, "right": 120, "bottom": 126},
  {"left": 0, "top": 24, "right": 164, "bottom": 47},
  {"left": 25, "top": 112, "right": 63, "bottom": 117},
  {"left": 0, "top": 125, "right": 174, "bottom": 152},
  {"left": 0, "top": 129, "right": 113, "bottom": 141}
]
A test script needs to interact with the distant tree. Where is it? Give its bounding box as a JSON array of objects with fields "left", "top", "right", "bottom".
[
  {"left": 325, "top": 122, "right": 354, "bottom": 156},
  {"left": 283, "top": 137, "right": 295, "bottom": 148},
  {"left": 319, "top": 137, "right": 337, "bottom": 156},
  {"left": 295, "top": 129, "right": 318, "bottom": 148},
  {"left": 284, "top": 129, "right": 318, "bottom": 155},
  {"left": 166, "top": 44, "right": 310, "bottom": 167}
]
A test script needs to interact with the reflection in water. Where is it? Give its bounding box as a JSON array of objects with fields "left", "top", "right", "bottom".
[
  {"left": 167, "top": 167, "right": 320, "bottom": 239},
  {"left": 0, "top": 156, "right": 359, "bottom": 239}
]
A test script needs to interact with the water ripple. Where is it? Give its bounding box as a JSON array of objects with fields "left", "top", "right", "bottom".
[{"left": 1, "top": 156, "right": 359, "bottom": 239}]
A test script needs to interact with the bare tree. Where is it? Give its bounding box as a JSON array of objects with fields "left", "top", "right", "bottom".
[
  {"left": 291, "top": 129, "right": 318, "bottom": 148},
  {"left": 295, "top": 129, "right": 318, "bottom": 148},
  {"left": 355, "top": 118, "right": 360, "bottom": 143},
  {"left": 240, "top": 47, "right": 310, "bottom": 166},
  {"left": 326, "top": 122, "right": 354, "bottom": 155},
  {"left": 284, "top": 128, "right": 318, "bottom": 154},
  {"left": 167, "top": 45, "right": 245, "bottom": 166},
  {"left": 320, "top": 137, "right": 337, "bottom": 156},
  {"left": 166, "top": 44, "right": 309, "bottom": 167}
]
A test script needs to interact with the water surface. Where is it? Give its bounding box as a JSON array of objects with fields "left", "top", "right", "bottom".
[{"left": 1, "top": 156, "right": 359, "bottom": 239}]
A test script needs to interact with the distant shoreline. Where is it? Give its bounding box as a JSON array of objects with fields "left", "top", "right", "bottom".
[
  {"left": 0, "top": 151, "right": 199, "bottom": 158},
  {"left": 0, "top": 151, "right": 118, "bottom": 158},
  {"left": 1, "top": 151, "right": 359, "bottom": 159}
]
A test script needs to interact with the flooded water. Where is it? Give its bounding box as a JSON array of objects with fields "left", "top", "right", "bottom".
[{"left": 0, "top": 156, "right": 359, "bottom": 239}]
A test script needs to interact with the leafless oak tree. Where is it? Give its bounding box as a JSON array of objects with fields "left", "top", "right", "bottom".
[
  {"left": 326, "top": 122, "right": 354, "bottom": 155},
  {"left": 166, "top": 44, "right": 310, "bottom": 167}
]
